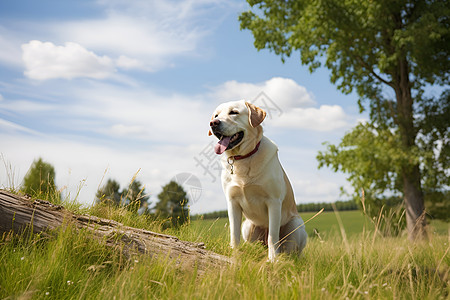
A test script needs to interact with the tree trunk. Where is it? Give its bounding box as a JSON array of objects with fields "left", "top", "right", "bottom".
[
  {"left": 403, "top": 166, "right": 427, "bottom": 240},
  {"left": 394, "top": 56, "right": 428, "bottom": 241},
  {"left": 0, "top": 190, "right": 231, "bottom": 273}
]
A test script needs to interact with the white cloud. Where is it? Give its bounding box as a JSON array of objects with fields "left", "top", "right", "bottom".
[
  {"left": 212, "top": 77, "right": 316, "bottom": 108},
  {"left": 109, "top": 124, "right": 148, "bottom": 137},
  {"left": 60, "top": 14, "right": 196, "bottom": 57},
  {"left": 22, "top": 40, "right": 116, "bottom": 80},
  {"left": 3, "top": 1, "right": 239, "bottom": 76},
  {"left": 64, "top": 82, "right": 211, "bottom": 143},
  {"left": 115, "top": 55, "right": 143, "bottom": 70},
  {"left": 47, "top": 1, "right": 234, "bottom": 72},
  {"left": 272, "top": 105, "right": 351, "bottom": 131}
]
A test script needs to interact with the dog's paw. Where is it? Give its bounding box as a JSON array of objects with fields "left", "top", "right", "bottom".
[
  {"left": 267, "top": 253, "right": 279, "bottom": 263},
  {"left": 266, "top": 257, "right": 280, "bottom": 264}
]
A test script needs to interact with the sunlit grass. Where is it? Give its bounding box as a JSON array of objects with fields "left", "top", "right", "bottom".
[
  {"left": 0, "top": 167, "right": 448, "bottom": 299},
  {"left": 1, "top": 213, "right": 448, "bottom": 299}
]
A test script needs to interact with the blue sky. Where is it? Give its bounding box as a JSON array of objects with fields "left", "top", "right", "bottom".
[{"left": 0, "top": 0, "right": 365, "bottom": 214}]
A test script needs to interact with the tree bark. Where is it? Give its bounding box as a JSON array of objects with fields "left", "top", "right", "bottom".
[
  {"left": 393, "top": 55, "right": 428, "bottom": 241},
  {"left": 0, "top": 190, "right": 231, "bottom": 273},
  {"left": 403, "top": 166, "right": 427, "bottom": 240}
]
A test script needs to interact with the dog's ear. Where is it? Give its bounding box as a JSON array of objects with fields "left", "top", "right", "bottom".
[{"left": 245, "top": 102, "right": 266, "bottom": 128}]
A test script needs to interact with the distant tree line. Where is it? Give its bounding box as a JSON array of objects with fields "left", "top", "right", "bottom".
[
  {"left": 296, "top": 200, "right": 358, "bottom": 213},
  {"left": 192, "top": 200, "right": 359, "bottom": 220},
  {"left": 192, "top": 210, "right": 228, "bottom": 220}
]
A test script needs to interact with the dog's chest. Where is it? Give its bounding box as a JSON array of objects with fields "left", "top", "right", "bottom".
[{"left": 227, "top": 184, "right": 271, "bottom": 226}]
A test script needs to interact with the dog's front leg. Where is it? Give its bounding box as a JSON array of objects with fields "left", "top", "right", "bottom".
[
  {"left": 227, "top": 200, "right": 242, "bottom": 248},
  {"left": 267, "top": 203, "right": 282, "bottom": 262}
]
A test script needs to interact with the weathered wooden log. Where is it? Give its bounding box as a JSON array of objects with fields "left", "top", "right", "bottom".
[{"left": 0, "top": 189, "right": 231, "bottom": 272}]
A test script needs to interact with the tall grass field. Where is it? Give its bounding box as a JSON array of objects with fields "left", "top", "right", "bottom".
[{"left": 1, "top": 195, "right": 449, "bottom": 299}]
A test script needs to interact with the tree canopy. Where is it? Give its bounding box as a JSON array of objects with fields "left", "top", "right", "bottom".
[
  {"left": 240, "top": 0, "right": 449, "bottom": 92},
  {"left": 240, "top": 0, "right": 449, "bottom": 240}
]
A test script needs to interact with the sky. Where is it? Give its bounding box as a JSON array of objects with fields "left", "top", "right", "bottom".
[{"left": 0, "top": 0, "right": 366, "bottom": 214}]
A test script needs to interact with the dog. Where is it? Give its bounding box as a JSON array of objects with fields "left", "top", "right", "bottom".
[{"left": 209, "top": 100, "right": 307, "bottom": 261}]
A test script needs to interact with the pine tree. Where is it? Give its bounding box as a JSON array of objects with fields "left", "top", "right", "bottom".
[
  {"left": 22, "top": 158, "right": 60, "bottom": 202},
  {"left": 155, "top": 181, "right": 189, "bottom": 227}
]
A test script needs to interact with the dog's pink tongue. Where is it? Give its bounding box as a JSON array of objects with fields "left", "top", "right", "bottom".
[{"left": 214, "top": 136, "right": 231, "bottom": 155}]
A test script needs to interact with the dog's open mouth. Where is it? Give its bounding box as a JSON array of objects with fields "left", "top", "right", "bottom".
[{"left": 214, "top": 131, "right": 244, "bottom": 155}]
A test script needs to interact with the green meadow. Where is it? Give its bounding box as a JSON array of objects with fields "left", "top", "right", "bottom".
[
  {"left": 189, "top": 210, "right": 449, "bottom": 241},
  {"left": 1, "top": 199, "right": 449, "bottom": 299}
]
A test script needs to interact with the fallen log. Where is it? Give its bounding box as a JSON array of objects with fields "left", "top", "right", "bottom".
[{"left": 0, "top": 189, "right": 231, "bottom": 272}]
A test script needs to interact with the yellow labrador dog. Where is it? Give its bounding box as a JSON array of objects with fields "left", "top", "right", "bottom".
[{"left": 209, "top": 100, "right": 307, "bottom": 261}]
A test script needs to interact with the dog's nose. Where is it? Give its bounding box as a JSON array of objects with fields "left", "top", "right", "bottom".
[{"left": 210, "top": 119, "right": 220, "bottom": 128}]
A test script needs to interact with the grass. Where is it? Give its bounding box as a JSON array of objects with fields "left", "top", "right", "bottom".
[{"left": 0, "top": 192, "right": 449, "bottom": 299}]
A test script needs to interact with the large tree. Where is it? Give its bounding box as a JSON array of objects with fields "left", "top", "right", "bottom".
[{"left": 239, "top": 0, "right": 449, "bottom": 240}]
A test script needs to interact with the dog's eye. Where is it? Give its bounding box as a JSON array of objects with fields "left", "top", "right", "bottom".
[
  {"left": 229, "top": 111, "right": 239, "bottom": 115},
  {"left": 214, "top": 114, "right": 218, "bottom": 118}
]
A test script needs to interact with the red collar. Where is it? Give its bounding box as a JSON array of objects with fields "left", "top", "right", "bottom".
[{"left": 233, "top": 141, "right": 261, "bottom": 161}]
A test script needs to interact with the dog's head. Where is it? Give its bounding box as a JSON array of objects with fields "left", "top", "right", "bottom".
[{"left": 209, "top": 100, "right": 266, "bottom": 155}]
